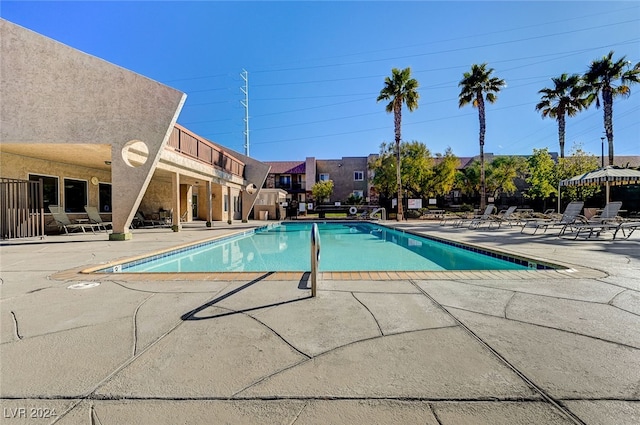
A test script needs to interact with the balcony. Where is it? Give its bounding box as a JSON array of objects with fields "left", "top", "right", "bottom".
[{"left": 167, "top": 125, "right": 245, "bottom": 178}]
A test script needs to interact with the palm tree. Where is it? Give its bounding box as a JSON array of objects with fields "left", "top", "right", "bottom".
[
  {"left": 584, "top": 51, "right": 640, "bottom": 166},
  {"left": 377, "top": 67, "right": 419, "bottom": 220},
  {"left": 535, "top": 74, "right": 587, "bottom": 159},
  {"left": 458, "top": 63, "right": 505, "bottom": 210}
]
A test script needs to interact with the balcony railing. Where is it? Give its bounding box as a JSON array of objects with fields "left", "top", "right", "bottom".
[
  {"left": 167, "top": 125, "right": 245, "bottom": 177},
  {"left": 274, "top": 182, "right": 306, "bottom": 191}
]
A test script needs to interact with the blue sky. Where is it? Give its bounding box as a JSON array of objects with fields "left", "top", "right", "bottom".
[{"left": 2, "top": 1, "right": 639, "bottom": 162}]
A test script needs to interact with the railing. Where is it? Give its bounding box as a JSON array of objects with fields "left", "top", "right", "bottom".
[
  {"left": 0, "top": 178, "right": 45, "bottom": 240},
  {"left": 370, "top": 207, "right": 386, "bottom": 221},
  {"left": 310, "top": 223, "right": 320, "bottom": 297},
  {"left": 168, "top": 125, "right": 245, "bottom": 178}
]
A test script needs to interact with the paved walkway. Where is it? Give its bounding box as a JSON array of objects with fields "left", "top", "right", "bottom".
[{"left": 1, "top": 221, "right": 638, "bottom": 424}]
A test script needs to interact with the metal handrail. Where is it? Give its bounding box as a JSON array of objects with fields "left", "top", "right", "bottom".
[
  {"left": 310, "top": 223, "right": 320, "bottom": 297},
  {"left": 370, "top": 207, "right": 386, "bottom": 221}
]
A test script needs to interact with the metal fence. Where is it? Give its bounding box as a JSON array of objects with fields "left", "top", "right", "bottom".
[{"left": 0, "top": 178, "right": 45, "bottom": 240}]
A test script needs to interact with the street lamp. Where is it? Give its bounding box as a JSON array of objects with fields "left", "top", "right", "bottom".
[{"left": 600, "top": 137, "right": 605, "bottom": 168}]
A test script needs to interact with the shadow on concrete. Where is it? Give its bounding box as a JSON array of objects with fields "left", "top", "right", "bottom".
[
  {"left": 298, "top": 272, "right": 310, "bottom": 289},
  {"left": 182, "top": 272, "right": 312, "bottom": 321},
  {"left": 0, "top": 238, "right": 108, "bottom": 247}
]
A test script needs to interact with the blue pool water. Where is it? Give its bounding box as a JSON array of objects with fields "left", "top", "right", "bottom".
[{"left": 108, "top": 222, "right": 541, "bottom": 273}]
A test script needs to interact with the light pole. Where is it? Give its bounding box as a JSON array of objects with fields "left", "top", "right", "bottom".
[{"left": 600, "top": 137, "right": 605, "bottom": 168}]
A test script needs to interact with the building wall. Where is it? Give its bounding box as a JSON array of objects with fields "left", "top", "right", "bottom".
[
  {"left": 367, "top": 154, "right": 379, "bottom": 204},
  {"left": 265, "top": 174, "right": 276, "bottom": 189},
  {"left": 139, "top": 178, "right": 172, "bottom": 216},
  {"left": 316, "top": 157, "right": 368, "bottom": 203},
  {"left": 305, "top": 157, "right": 317, "bottom": 194},
  {"left": 1, "top": 19, "right": 186, "bottom": 234},
  {"left": 0, "top": 152, "right": 113, "bottom": 231},
  {"left": 0, "top": 150, "right": 242, "bottom": 231}
]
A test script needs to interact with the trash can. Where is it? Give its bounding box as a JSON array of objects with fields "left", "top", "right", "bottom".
[{"left": 259, "top": 211, "right": 269, "bottom": 221}]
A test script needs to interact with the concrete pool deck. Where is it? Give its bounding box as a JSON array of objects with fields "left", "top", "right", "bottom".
[{"left": 1, "top": 220, "right": 638, "bottom": 424}]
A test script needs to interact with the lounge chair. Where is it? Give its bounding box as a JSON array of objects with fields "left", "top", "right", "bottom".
[
  {"left": 133, "top": 211, "right": 165, "bottom": 228},
  {"left": 439, "top": 211, "right": 469, "bottom": 226},
  {"left": 560, "top": 202, "right": 623, "bottom": 239},
  {"left": 453, "top": 204, "right": 496, "bottom": 228},
  {"left": 48, "top": 205, "right": 101, "bottom": 234},
  {"left": 612, "top": 221, "right": 640, "bottom": 240},
  {"left": 520, "top": 201, "right": 584, "bottom": 235},
  {"left": 470, "top": 205, "right": 519, "bottom": 229},
  {"left": 84, "top": 206, "right": 112, "bottom": 231}
]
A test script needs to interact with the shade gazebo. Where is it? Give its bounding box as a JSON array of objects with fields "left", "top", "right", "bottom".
[{"left": 559, "top": 166, "right": 640, "bottom": 211}]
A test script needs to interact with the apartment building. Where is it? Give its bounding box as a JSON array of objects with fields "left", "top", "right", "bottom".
[
  {"left": 0, "top": 19, "right": 269, "bottom": 240},
  {"left": 263, "top": 156, "right": 374, "bottom": 205}
]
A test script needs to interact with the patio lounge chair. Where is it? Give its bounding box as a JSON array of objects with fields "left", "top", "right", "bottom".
[
  {"left": 439, "top": 211, "right": 469, "bottom": 226},
  {"left": 133, "top": 211, "right": 165, "bottom": 228},
  {"left": 560, "top": 202, "right": 623, "bottom": 239},
  {"left": 469, "top": 205, "right": 519, "bottom": 229},
  {"left": 453, "top": 204, "right": 496, "bottom": 228},
  {"left": 612, "top": 221, "right": 640, "bottom": 240},
  {"left": 520, "top": 201, "right": 584, "bottom": 235},
  {"left": 48, "top": 205, "right": 101, "bottom": 234},
  {"left": 84, "top": 205, "right": 111, "bottom": 231}
]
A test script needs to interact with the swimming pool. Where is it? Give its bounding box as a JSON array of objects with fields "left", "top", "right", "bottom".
[{"left": 102, "top": 222, "right": 554, "bottom": 273}]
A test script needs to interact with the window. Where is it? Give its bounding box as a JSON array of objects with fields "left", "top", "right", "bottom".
[
  {"left": 233, "top": 195, "right": 239, "bottom": 212},
  {"left": 354, "top": 171, "right": 364, "bottom": 181},
  {"left": 353, "top": 190, "right": 364, "bottom": 198},
  {"left": 99, "top": 183, "right": 112, "bottom": 212},
  {"left": 319, "top": 173, "right": 330, "bottom": 182},
  {"left": 224, "top": 194, "right": 229, "bottom": 212},
  {"left": 279, "top": 175, "right": 291, "bottom": 187},
  {"left": 63, "top": 178, "right": 88, "bottom": 213},
  {"left": 28, "top": 174, "right": 59, "bottom": 211}
]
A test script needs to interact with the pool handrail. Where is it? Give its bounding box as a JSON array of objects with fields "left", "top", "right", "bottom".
[
  {"left": 310, "top": 223, "right": 320, "bottom": 297},
  {"left": 370, "top": 207, "right": 386, "bottom": 221}
]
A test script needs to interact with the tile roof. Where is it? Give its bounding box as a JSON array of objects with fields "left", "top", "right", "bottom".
[
  {"left": 612, "top": 156, "right": 640, "bottom": 168},
  {"left": 264, "top": 161, "right": 306, "bottom": 174}
]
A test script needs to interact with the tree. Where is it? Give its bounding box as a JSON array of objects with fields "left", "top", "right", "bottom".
[
  {"left": 345, "top": 193, "right": 364, "bottom": 205},
  {"left": 455, "top": 160, "right": 481, "bottom": 198},
  {"left": 311, "top": 180, "right": 333, "bottom": 203},
  {"left": 377, "top": 67, "right": 419, "bottom": 220},
  {"left": 584, "top": 51, "right": 640, "bottom": 166},
  {"left": 556, "top": 144, "right": 600, "bottom": 203},
  {"left": 458, "top": 63, "right": 506, "bottom": 210},
  {"left": 369, "top": 141, "right": 433, "bottom": 201},
  {"left": 400, "top": 141, "right": 433, "bottom": 199},
  {"left": 535, "top": 73, "right": 588, "bottom": 158},
  {"left": 369, "top": 143, "right": 397, "bottom": 200},
  {"left": 486, "top": 156, "right": 528, "bottom": 199},
  {"left": 525, "top": 148, "right": 556, "bottom": 210},
  {"left": 429, "top": 147, "right": 460, "bottom": 197}
]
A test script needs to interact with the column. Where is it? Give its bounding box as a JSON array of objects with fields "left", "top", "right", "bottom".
[{"left": 172, "top": 172, "right": 181, "bottom": 232}]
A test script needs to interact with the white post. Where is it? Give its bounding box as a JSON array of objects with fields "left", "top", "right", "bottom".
[
  {"left": 557, "top": 181, "right": 561, "bottom": 215},
  {"left": 310, "top": 223, "right": 320, "bottom": 297}
]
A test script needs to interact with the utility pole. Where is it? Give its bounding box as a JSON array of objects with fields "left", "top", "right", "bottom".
[{"left": 240, "top": 69, "right": 250, "bottom": 156}]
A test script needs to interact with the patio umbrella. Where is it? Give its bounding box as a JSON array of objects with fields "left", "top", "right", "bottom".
[{"left": 558, "top": 166, "right": 640, "bottom": 211}]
